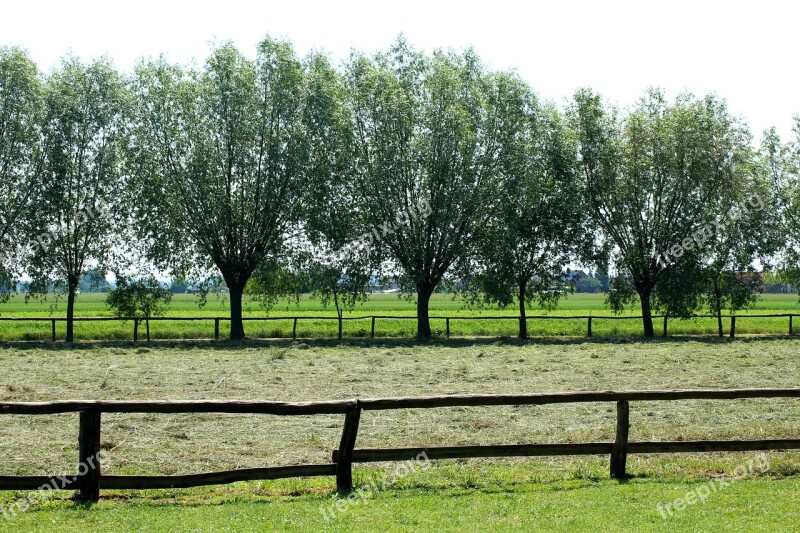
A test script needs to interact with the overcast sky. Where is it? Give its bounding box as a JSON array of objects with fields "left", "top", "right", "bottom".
[{"left": 2, "top": 0, "right": 798, "bottom": 139}]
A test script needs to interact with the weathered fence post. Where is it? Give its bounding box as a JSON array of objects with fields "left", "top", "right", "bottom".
[
  {"left": 292, "top": 318, "right": 298, "bottom": 340},
  {"left": 214, "top": 318, "right": 220, "bottom": 340},
  {"left": 446, "top": 318, "right": 450, "bottom": 339},
  {"left": 662, "top": 316, "right": 668, "bottom": 337},
  {"left": 610, "top": 400, "right": 630, "bottom": 479},
  {"left": 338, "top": 310, "right": 343, "bottom": 340},
  {"left": 78, "top": 410, "right": 102, "bottom": 501},
  {"left": 730, "top": 316, "right": 736, "bottom": 339},
  {"left": 336, "top": 403, "right": 361, "bottom": 492},
  {"left": 587, "top": 317, "right": 592, "bottom": 337},
  {"left": 133, "top": 319, "right": 139, "bottom": 343},
  {"left": 146, "top": 319, "right": 151, "bottom": 342},
  {"left": 790, "top": 315, "right": 794, "bottom": 336},
  {"left": 370, "top": 317, "right": 376, "bottom": 339},
  {"left": 51, "top": 319, "right": 56, "bottom": 342}
]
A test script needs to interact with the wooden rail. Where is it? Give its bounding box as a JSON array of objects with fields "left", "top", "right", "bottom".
[
  {"left": 0, "top": 313, "right": 798, "bottom": 342},
  {"left": 0, "top": 388, "right": 798, "bottom": 501}
]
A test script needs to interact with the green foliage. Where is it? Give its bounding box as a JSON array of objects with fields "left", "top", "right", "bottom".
[
  {"left": 2, "top": 37, "right": 800, "bottom": 338},
  {"left": 245, "top": 260, "right": 303, "bottom": 310},
  {"left": 572, "top": 88, "right": 752, "bottom": 335},
  {"left": 129, "top": 38, "right": 329, "bottom": 339},
  {"left": 105, "top": 275, "right": 172, "bottom": 320},
  {"left": 346, "top": 38, "right": 514, "bottom": 336},
  {"left": 0, "top": 47, "right": 43, "bottom": 296},
  {"left": 22, "top": 55, "right": 127, "bottom": 340},
  {"left": 767, "top": 119, "right": 800, "bottom": 295},
  {"left": 460, "top": 79, "right": 596, "bottom": 333}
]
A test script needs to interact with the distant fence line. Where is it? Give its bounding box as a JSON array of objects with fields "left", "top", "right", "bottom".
[
  {"left": 0, "top": 313, "right": 798, "bottom": 342},
  {"left": 0, "top": 388, "right": 798, "bottom": 502}
]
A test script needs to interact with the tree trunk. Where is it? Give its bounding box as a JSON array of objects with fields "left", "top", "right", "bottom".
[
  {"left": 638, "top": 287, "right": 654, "bottom": 338},
  {"left": 416, "top": 283, "right": 434, "bottom": 339},
  {"left": 334, "top": 290, "right": 342, "bottom": 340},
  {"left": 228, "top": 281, "right": 246, "bottom": 341},
  {"left": 518, "top": 281, "right": 527, "bottom": 339},
  {"left": 714, "top": 282, "right": 724, "bottom": 337},
  {"left": 66, "top": 276, "right": 78, "bottom": 343}
]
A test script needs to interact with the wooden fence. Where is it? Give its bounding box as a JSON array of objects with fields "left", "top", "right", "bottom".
[
  {"left": 1, "top": 388, "right": 798, "bottom": 502},
  {"left": 0, "top": 313, "right": 798, "bottom": 342}
]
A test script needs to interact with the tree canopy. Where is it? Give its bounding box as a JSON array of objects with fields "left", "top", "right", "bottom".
[{"left": 0, "top": 37, "right": 798, "bottom": 340}]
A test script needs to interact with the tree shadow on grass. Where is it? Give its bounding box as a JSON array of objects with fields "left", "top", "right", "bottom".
[{"left": 1, "top": 333, "right": 798, "bottom": 353}]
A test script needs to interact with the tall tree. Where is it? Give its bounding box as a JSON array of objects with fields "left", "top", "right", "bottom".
[
  {"left": 24, "top": 57, "right": 126, "bottom": 342},
  {"left": 572, "top": 88, "right": 750, "bottom": 336},
  {"left": 130, "top": 39, "right": 324, "bottom": 340},
  {"left": 698, "top": 160, "right": 782, "bottom": 336},
  {"left": 463, "top": 78, "right": 594, "bottom": 338},
  {"left": 0, "top": 47, "right": 43, "bottom": 294},
  {"left": 764, "top": 119, "right": 800, "bottom": 292},
  {"left": 302, "top": 52, "right": 373, "bottom": 338},
  {"left": 346, "top": 39, "right": 507, "bottom": 338}
]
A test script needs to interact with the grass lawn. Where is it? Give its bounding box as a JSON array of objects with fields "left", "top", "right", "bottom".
[
  {"left": 0, "top": 338, "right": 798, "bottom": 530},
  {"left": 1, "top": 292, "right": 800, "bottom": 341}
]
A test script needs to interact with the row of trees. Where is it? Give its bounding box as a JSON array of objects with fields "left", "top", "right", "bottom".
[{"left": 2, "top": 38, "right": 800, "bottom": 341}]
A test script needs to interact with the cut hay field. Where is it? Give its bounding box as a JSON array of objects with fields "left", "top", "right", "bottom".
[
  {"left": 0, "top": 338, "right": 798, "bottom": 530},
  {"left": 1, "top": 292, "right": 800, "bottom": 341}
]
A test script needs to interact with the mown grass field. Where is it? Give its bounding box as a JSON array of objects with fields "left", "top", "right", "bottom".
[
  {"left": 0, "top": 338, "right": 798, "bottom": 530},
  {"left": 1, "top": 292, "right": 800, "bottom": 341}
]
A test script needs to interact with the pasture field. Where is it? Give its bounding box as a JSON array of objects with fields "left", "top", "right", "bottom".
[
  {"left": 1, "top": 292, "right": 800, "bottom": 341},
  {"left": 0, "top": 338, "right": 798, "bottom": 530}
]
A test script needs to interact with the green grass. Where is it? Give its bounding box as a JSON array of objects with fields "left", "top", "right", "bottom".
[
  {"left": 2, "top": 292, "right": 800, "bottom": 341},
  {"left": 0, "top": 339, "right": 798, "bottom": 530},
  {"left": 2, "top": 473, "right": 799, "bottom": 531}
]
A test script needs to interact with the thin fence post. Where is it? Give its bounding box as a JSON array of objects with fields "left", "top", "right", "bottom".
[
  {"left": 370, "top": 317, "right": 375, "bottom": 339},
  {"left": 338, "top": 310, "right": 343, "bottom": 340},
  {"left": 78, "top": 410, "right": 102, "bottom": 502},
  {"left": 292, "top": 318, "right": 298, "bottom": 340},
  {"left": 146, "top": 319, "right": 151, "bottom": 342},
  {"left": 214, "top": 318, "right": 220, "bottom": 340},
  {"left": 662, "top": 316, "right": 668, "bottom": 337},
  {"left": 610, "top": 400, "right": 630, "bottom": 478},
  {"left": 336, "top": 403, "right": 361, "bottom": 492},
  {"left": 51, "top": 319, "right": 56, "bottom": 342},
  {"left": 587, "top": 317, "right": 592, "bottom": 337},
  {"left": 790, "top": 315, "right": 794, "bottom": 336},
  {"left": 446, "top": 318, "right": 450, "bottom": 339},
  {"left": 133, "top": 319, "right": 139, "bottom": 343},
  {"left": 730, "top": 316, "right": 736, "bottom": 339}
]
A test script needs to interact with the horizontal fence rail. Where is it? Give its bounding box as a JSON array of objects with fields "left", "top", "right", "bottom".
[
  {"left": 0, "top": 388, "right": 798, "bottom": 501},
  {"left": 0, "top": 313, "right": 798, "bottom": 342}
]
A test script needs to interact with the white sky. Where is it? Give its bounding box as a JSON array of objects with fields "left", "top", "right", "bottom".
[{"left": 2, "top": 0, "right": 798, "bottom": 139}]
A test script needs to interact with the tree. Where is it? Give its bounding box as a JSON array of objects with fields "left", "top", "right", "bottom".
[
  {"left": 0, "top": 47, "right": 43, "bottom": 297},
  {"left": 301, "top": 52, "right": 373, "bottom": 339},
  {"left": 462, "top": 77, "right": 594, "bottom": 338},
  {"left": 576, "top": 275, "right": 603, "bottom": 293},
  {"left": 345, "top": 39, "right": 507, "bottom": 338},
  {"left": 24, "top": 56, "right": 126, "bottom": 342},
  {"left": 572, "top": 88, "right": 750, "bottom": 336},
  {"left": 698, "top": 160, "right": 782, "bottom": 336},
  {"left": 129, "top": 39, "right": 326, "bottom": 340},
  {"left": 106, "top": 275, "right": 172, "bottom": 341},
  {"left": 766, "top": 120, "right": 800, "bottom": 292}
]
